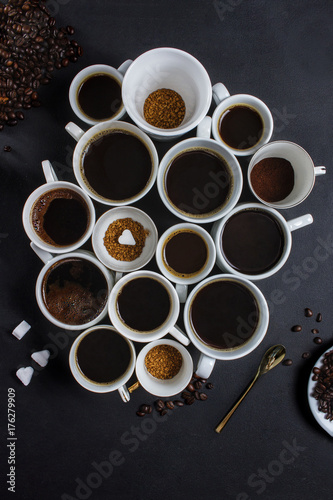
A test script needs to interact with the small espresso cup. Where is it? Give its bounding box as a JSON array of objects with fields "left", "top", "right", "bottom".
[
  {"left": 121, "top": 47, "right": 212, "bottom": 141},
  {"left": 211, "top": 202, "right": 313, "bottom": 281},
  {"left": 156, "top": 117, "right": 243, "bottom": 223},
  {"left": 66, "top": 120, "right": 158, "bottom": 206},
  {"left": 69, "top": 325, "right": 136, "bottom": 402},
  {"left": 134, "top": 339, "right": 193, "bottom": 397},
  {"left": 22, "top": 160, "right": 95, "bottom": 253},
  {"left": 210, "top": 83, "right": 274, "bottom": 156},
  {"left": 155, "top": 223, "right": 216, "bottom": 303},
  {"left": 108, "top": 270, "right": 190, "bottom": 345},
  {"left": 69, "top": 61, "right": 132, "bottom": 125},
  {"left": 184, "top": 274, "right": 270, "bottom": 378},
  {"left": 32, "top": 244, "right": 114, "bottom": 331},
  {"left": 248, "top": 140, "right": 326, "bottom": 209}
]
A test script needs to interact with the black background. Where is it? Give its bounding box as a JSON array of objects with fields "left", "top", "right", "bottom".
[{"left": 1, "top": 1, "right": 333, "bottom": 499}]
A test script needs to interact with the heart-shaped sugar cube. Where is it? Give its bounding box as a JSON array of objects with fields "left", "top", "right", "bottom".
[
  {"left": 16, "top": 366, "right": 34, "bottom": 386},
  {"left": 118, "top": 229, "right": 136, "bottom": 246}
]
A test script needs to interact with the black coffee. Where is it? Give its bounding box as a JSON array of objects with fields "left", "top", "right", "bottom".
[
  {"left": 81, "top": 131, "right": 153, "bottom": 201},
  {"left": 190, "top": 280, "right": 259, "bottom": 350},
  {"left": 31, "top": 188, "right": 90, "bottom": 247},
  {"left": 221, "top": 209, "right": 284, "bottom": 275},
  {"left": 42, "top": 258, "right": 108, "bottom": 325},
  {"left": 77, "top": 74, "right": 122, "bottom": 120},
  {"left": 165, "top": 148, "right": 233, "bottom": 216},
  {"left": 218, "top": 105, "right": 263, "bottom": 150},
  {"left": 76, "top": 328, "right": 131, "bottom": 384},
  {"left": 117, "top": 277, "right": 171, "bottom": 332},
  {"left": 163, "top": 230, "right": 208, "bottom": 277}
]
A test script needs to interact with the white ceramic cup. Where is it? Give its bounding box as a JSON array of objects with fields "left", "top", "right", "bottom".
[
  {"left": 69, "top": 61, "right": 132, "bottom": 125},
  {"left": 65, "top": 120, "right": 159, "bottom": 206},
  {"left": 22, "top": 160, "right": 95, "bottom": 253},
  {"left": 211, "top": 202, "right": 313, "bottom": 281},
  {"left": 184, "top": 274, "right": 270, "bottom": 378},
  {"left": 108, "top": 270, "right": 190, "bottom": 345},
  {"left": 156, "top": 117, "right": 243, "bottom": 223},
  {"left": 248, "top": 140, "right": 326, "bottom": 209},
  {"left": 121, "top": 47, "right": 212, "bottom": 141},
  {"left": 135, "top": 339, "right": 193, "bottom": 397},
  {"left": 69, "top": 325, "right": 136, "bottom": 402},
  {"left": 155, "top": 223, "right": 216, "bottom": 303},
  {"left": 32, "top": 244, "right": 114, "bottom": 331},
  {"left": 210, "top": 82, "right": 274, "bottom": 156}
]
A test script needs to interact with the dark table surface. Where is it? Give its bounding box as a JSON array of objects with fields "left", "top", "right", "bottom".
[{"left": 1, "top": 1, "right": 333, "bottom": 499}]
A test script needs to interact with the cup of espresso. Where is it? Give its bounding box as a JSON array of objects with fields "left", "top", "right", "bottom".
[
  {"left": 69, "top": 61, "right": 132, "bottom": 125},
  {"left": 32, "top": 244, "right": 114, "bottom": 330},
  {"left": 108, "top": 270, "right": 190, "bottom": 345},
  {"left": 66, "top": 120, "right": 158, "bottom": 206},
  {"left": 22, "top": 160, "right": 95, "bottom": 254},
  {"left": 183, "top": 274, "right": 270, "bottom": 378},
  {"left": 209, "top": 83, "right": 274, "bottom": 156},
  {"left": 157, "top": 119, "right": 243, "bottom": 223},
  {"left": 211, "top": 202, "right": 313, "bottom": 280},
  {"left": 69, "top": 325, "right": 136, "bottom": 402},
  {"left": 155, "top": 223, "right": 216, "bottom": 302}
]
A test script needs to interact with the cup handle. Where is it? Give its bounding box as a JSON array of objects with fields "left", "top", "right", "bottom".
[
  {"left": 175, "top": 283, "right": 188, "bottom": 303},
  {"left": 117, "top": 59, "right": 133, "bottom": 76},
  {"left": 314, "top": 166, "right": 326, "bottom": 176},
  {"left": 115, "top": 271, "right": 123, "bottom": 283},
  {"left": 42, "top": 160, "right": 58, "bottom": 183},
  {"left": 65, "top": 122, "right": 85, "bottom": 142},
  {"left": 287, "top": 214, "right": 313, "bottom": 232},
  {"left": 30, "top": 242, "right": 53, "bottom": 264},
  {"left": 196, "top": 353, "right": 216, "bottom": 379},
  {"left": 212, "top": 82, "right": 230, "bottom": 106},
  {"left": 196, "top": 116, "right": 211, "bottom": 139},
  {"left": 118, "top": 384, "right": 130, "bottom": 403},
  {"left": 169, "top": 325, "right": 190, "bottom": 346}
]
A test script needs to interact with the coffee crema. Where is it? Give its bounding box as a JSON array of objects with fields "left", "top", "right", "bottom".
[
  {"left": 76, "top": 328, "right": 131, "bottom": 384},
  {"left": 77, "top": 73, "right": 122, "bottom": 121},
  {"left": 116, "top": 277, "right": 171, "bottom": 332},
  {"left": 42, "top": 257, "right": 108, "bottom": 325},
  {"left": 81, "top": 130, "right": 153, "bottom": 202},
  {"left": 218, "top": 104, "right": 263, "bottom": 150},
  {"left": 190, "top": 280, "right": 259, "bottom": 350},
  {"left": 221, "top": 209, "right": 284, "bottom": 275},
  {"left": 31, "top": 188, "right": 90, "bottom": 247},
  {"left": 162, "top": 230, "right": 208, "bottom": 278},
  {"left": 164, "top": 148, "right": 233, "bottom": 217}
]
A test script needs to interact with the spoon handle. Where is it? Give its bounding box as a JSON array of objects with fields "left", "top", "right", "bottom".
[{"left": 215, "top": 370, "right": 260, "bottom": 433}]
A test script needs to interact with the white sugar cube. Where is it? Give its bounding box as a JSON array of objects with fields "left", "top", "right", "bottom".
[
  {"left": 31, "top": 350, "right": 50, "bottom": 368},
  {"left": 12, "top": 320, "right": 31, "bottom": 340},
  {"left": 16, "top": 367, "right": 34, "bottom": 386},
  {"left": 118, "top": 229, "right": 136, "bottom": 246}
]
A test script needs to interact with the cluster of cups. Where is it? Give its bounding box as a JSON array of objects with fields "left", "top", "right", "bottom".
[{"left": 22, "top": 48, "right": 326, "bottom": 403}]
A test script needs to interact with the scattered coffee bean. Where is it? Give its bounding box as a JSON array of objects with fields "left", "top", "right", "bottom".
[
  {"left": 282, "top": 359, "right": 293, "bottom": 366},
  {"left": 314, "top": 337, "right": 323, "bottom": 345},
  {"left": 136, "top": 411, "right": 146, "bottom": 417},
  {"left": 160, "top": 409, "right": 168, "bottom": 416},
  {"left": 305, "top": 308, "right": 313, "bottom": 317},
  {"left": 3, "top": 145, "right": 11, "bottom": 151},
  {"left": 313, "top": 367, "right": 321, "bottom": 375},
  {"left": 194, "top": 380, "right": 202, "bottom": 390},
  {"left": 206, "top": 383, "right": 214, "bottom": 390},
  {"left": 199, "top": 393, "right": 208, "bottom": 401},
  {"left": 291, "top": 325, "right": 302, "bottom": 332},
  {"left": 186, "top": 383, "right": 195, "bottom": 392},
  {"left": 181, "top": 391, "right": 191, "bottom": 399},
  {"left": 140, "top": 404, "right": 152, "bottom": 414},
  {"left": 185, "top": 396, "right": 195, "bottom": 405},
  {"left": 194, "top": 391, "right": 201, "bottom": 400},
  {"left": 200, "top": 378, "right": 207, "bottom": 384},
  {"left": 311, "top": 329, "right": 319, "bottom": 334},
  {"left": 166, "top": 400, "right": 174, "bottom": 410},
  {"left": 316, "top": 313, "right": 322, "bottom": 322},
  {"left": 302, "top": 352, "right": 310, "bottom": 359},
  {"left": 155, "top": 399, "right": 165, "bottom": 411},
  {"left": 173, "top": 400, "right": 184, "bottom": 407},
  {"left": 193, "top": 373, "right": 201, "bottom": 379}
]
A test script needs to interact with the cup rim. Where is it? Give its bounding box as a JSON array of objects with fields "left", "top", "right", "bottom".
[
  {"left": 72, "top": 120, "right": 159, "bottom": 206},
  {"left": 183, "top": 273, "right": 269, "bottom": 360},
  {"left": 212, "top": 202, "right": 292, "bottom": 280},
  {"left": 22, "top": 180, "right": 96, "bottom": 254},
  {"left": 155, "top": 222, "right": 216, "bottom": 285},
  {"left": 122, "top": 47, "right": 212, "bottom": 138},
  {"left": 69, "top": 64, "right": 126, "bottom": 125},
  {"left": 36, "top": 250, "right": 113, "bottom": 331},
  {"left": 247, "top": 140, "right": 316, "bottom": 209},
  {"left": 108, "top": 270, "right": 180, "bottom": 342},
  {"left": 156, "top": 136, "right": 243, "bottom": 223},
  {"left": 211, "top": 93, "right": 274, "bottom": 156},
  {"left": 69, "top": 324, "right": 136, "bottom": 393}
]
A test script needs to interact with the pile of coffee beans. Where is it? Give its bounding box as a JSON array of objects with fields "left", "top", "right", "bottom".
[
  {"left": 0, "top": 0, "right": 82, "bottom": 130},
  {"left": 312, "top": 350, "right": 333, "bottom": 421},
  {"left": 136, "top": 373, "right": 214, "bottom": 417}
]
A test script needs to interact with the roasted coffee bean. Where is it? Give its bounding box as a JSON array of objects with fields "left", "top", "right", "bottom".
[
  {"left": 313, "top": 367, "right": 321, "bottom": 375},
  {"left": 173, "top": 400, "right": 184, "bottom": 407},
  {"left": 206, "top": 383, "right": 214, "bottom": 390},
  {"left": 186, "top": 383, "right": 195, "bottom": 392},
  {"left": 291, "top": 325, "right": 302, "bottom": 332},
  {"left": 200, "top": 378, "right": 207, "bottom": 384},
  {"left": 282, "top": 359, "right": 293, "bottom": 366},
  {"left": 305, "top": 308, "right": 313, "bottom": 317},
  {"left": 185, "top": 396, "right": 195, "bottom": 405},
  {"left": 181, "top": 391, "right": 191, "bottom": 399},
  {"left": 3, "top": 145, "right": 12, "bottom": 152},
  {"left": 199, "top": 393, "right": 208, "bottom": 401},
  {"left": 139, "top": 404, "right": 151, "bottom": 414},
  {"left": 312, "top": 329, "right": 319, "bottom": 334},
  {"left": 194, "top": 381, "right": 202, "bottom": 390},
  {"left": 194, "top": 391, "right": 201, "bottom": 400},
  {"left": 193, "top": 373, "right": 201, "bottom": 379},
  {"left": 155, "top": 399, "right": 165, "bottom": 410},
  {"left": 314, "top": 337, "right": 323, "bottom": 345},
  {"left": 136, "top": 411, "right": 146, "bottom": 417},
  {"left": 316, "top": 313, "right": 322, "bottom": 322},
  {"left": 166, "top": 401, "right": 174, "bottom": 410},
  {"left": 160, "top": 409, "right": 168, "bottom": 416},
  {"left": 302, "top": 352, "right": 310, "bottom": 359}
]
